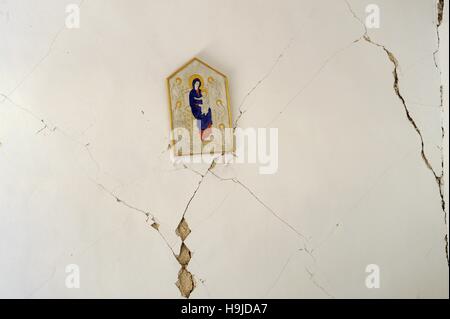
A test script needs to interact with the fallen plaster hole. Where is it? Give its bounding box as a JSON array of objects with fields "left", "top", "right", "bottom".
[
  {"left": 176, "top": 218, "right": 191, "bottom": 241},
  {"left": 150, "top": 222, "right": 160, "bottom": 231},
  {"left": 345, "top": 0, "right": 448, "bottom": 262},
  {"left": 176, "top": 266, "right": 195, "bottom": 298},
  {"left": 177, "top": 242, "right": 192, "bottom": 266},
  {"left": 437, "top": 0, "right": 444, "bottom": 26},
  {"left": 175, "top": 217, "right": 195, "bottom": 297}
]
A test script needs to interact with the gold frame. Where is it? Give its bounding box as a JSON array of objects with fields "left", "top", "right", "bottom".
[{"left": 166, "top": 57, "right": 233, "bottom": 156}]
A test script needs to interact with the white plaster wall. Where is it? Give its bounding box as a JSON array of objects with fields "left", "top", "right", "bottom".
[{"left": 0, "top": 0, "right": 448, "bottom": 298}]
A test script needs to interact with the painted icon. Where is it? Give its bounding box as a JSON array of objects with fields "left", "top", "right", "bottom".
[{"left": 167, "top": 58, "right": 233, "bottom": 156}]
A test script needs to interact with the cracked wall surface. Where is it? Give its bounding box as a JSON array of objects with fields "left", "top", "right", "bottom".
[{"left": 0, "top": 0, "right": 448, "bottom": 298}]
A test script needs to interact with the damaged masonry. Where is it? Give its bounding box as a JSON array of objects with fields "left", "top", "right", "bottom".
[{"left": 0, "top": 0, "right": 447, "bottom": 299}]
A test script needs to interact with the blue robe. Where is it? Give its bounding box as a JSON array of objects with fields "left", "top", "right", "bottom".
[{"left": 189, "top": 89, "right": 212, "bottom": 130}]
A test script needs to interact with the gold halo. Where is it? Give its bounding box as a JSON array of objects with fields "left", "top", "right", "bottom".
[
  {"left": 218, "top": 123, "right": 225, "bottom": 130},
  {"left": 188, "top": 74, "right": 205, "bottom": 89},
  {"left": 208, "top": 76, "right": 214, "bottom": 83},
  {"left": 216, "top": 99, "right": 223, "bottom": 106},
  {"left": 175, "top": 77, "right": 182, "bottom": 84},
  {"left": 176, "top": 100, "right": 182, "bottom": 108}
]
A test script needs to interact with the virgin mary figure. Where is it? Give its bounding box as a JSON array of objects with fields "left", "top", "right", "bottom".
[{"left": 189, "top": 78, "right": 212, "bottom": 141}]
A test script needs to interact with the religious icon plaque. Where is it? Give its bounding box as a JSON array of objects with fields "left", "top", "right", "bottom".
[{"left": 167, "top": 58, "right": 233, "bottom": 156}]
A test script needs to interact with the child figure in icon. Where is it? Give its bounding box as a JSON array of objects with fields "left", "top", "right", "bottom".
[
  {"left": 189, "top": 78, "right": 212, "bottom": 141},
  {"left": 167, "top": 58, "right": 233, "bottom": 156}
]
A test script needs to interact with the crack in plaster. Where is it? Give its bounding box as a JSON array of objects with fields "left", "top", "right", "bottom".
[
  {"left": 305, "top": 267, "right": 335, "bottom": 298},
  {"left": 233, "top": 38, "right": 294, "bottom": 128},
  {"left": 2, "top": 1, "right": 447, "bottom": 297},
  {"left": 179, "top": 163, "right": 327, "bottom": 298},
  {"left": 0, "top": 0, "right": 86, "bottom": 102},
  {"left": 25, "top": 265, "right": 57, "bottom": 299},
  {"left": 175, "top": 218, "right": 194, "bottom": 298},
  {"left": 1, "top": 93, "right": 124, "bottom": 189},
  {"left": 91, "top": 180, "right": 177, "bottom": 255},
  {"left": 0, "top": 92, "right": 128, "bottom": 186},
  {"left": 0, "top": 93, "right": 57, "bottom": 134},
  {"left": 265, "top": 249, "right": 330, "bottom": 298},
  {"left": 208, "top": 170, "right": 308, "bottom": 242},
  {"left": 345, "top": 0, "right": 448, "bottom": 265},
  {"left": 89, "top": 178, "right": 210, "bottom": 297},
  {"left": 267, "top": 39, "right": 359, "bottom": 127},
  {"left": 265, "top": 252, "right": 294, "bottom": 297},
  {"left": 433, "top": 0, "right": 448, "bottom": 263},
  {"left": 0, "top": 91, "right": 212, "bottom": 297},
  {"left": 2, "top": 30, "right": 63, "bottom": 101},
  {"left": 173, "top": 159, "right": 219, "bottom": 298},
  {"left": 433, "top": 0, "right": 444, "bottom": 72},
  {"left": 181, "top": 164, "right": 324, "bottom": 298}
]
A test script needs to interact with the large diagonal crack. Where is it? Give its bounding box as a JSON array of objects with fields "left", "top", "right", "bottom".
[
  {"left": 344, "top": 0, "right": 448, "bottom": 264},
  {"left": 433, "top": 0, "right": 448, "bottom": 263},
  {"left": 264, "top": 252, "right": 294, "bottom": 297},
  {"left": 2, "top": 90, "right": 216, "bottom": 296},
  {"left": 305, "top": 267, "right": 335, "bottom": 298},
  {"left": 433, "top": 0, "right": 444, "bottom": 72},
  {"left": 1, "top": 93, "right": 195, "bottom": 294},
  {"left": 90, "top": 180, "right": 176, "bottom": 255},
  {"left": 267, "top": 39, "right": 359, "bottom": 126},
  {"left": 0, "top": 93, "right": 56, "bottom": 133},
  {"left": 2, "top": 91, "right": 138, "bottom": 194},
  {"left": 1, "top": 93, "right": 114, "bottom": 178},
  {"left": 173, "top": 158, "right": 219, "bottom": 298},
  {"left": 3, "top": 29, "right": 62, "bottom": 100},
  {"left": 207, "top": 169, "right": 330, "bottom": 298},
  {"left": 196, "top": 164, "right": 333, "bottom": 299}
]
